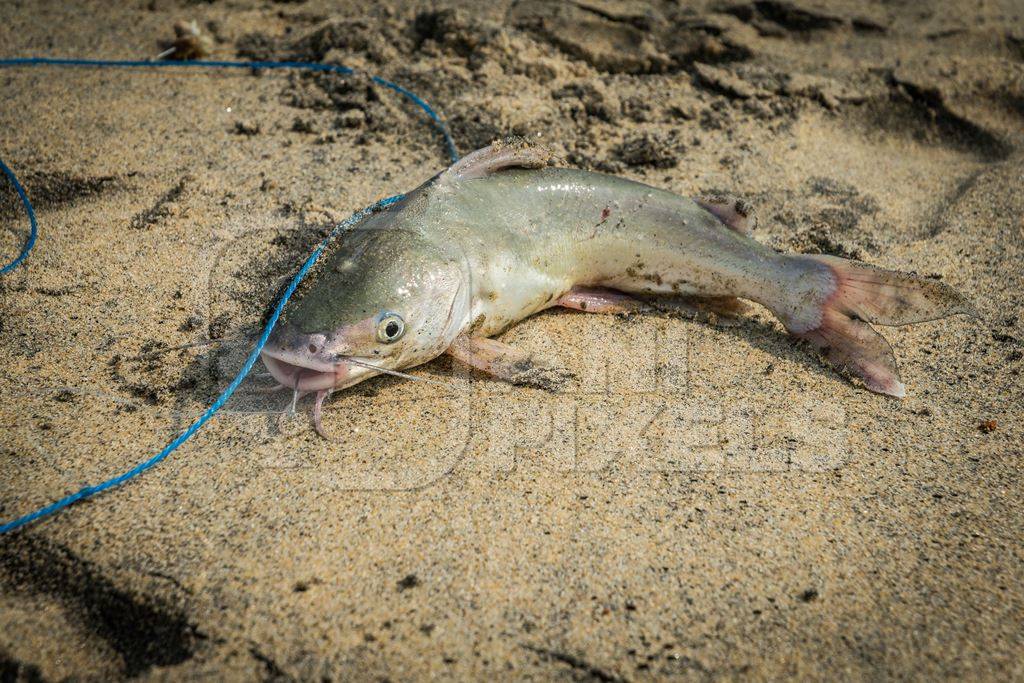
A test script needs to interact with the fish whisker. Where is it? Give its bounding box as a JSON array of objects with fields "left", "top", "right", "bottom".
[{"left": 339, "top": 357, "right": 462, "bottom": 392}]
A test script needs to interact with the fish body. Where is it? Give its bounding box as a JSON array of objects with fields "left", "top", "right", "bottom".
[
  {"left": 261, "top": 140, "right": 971, "bottom": 435},
  {"left": 433, "top": 166, "right": 807, "bottom": 336}
]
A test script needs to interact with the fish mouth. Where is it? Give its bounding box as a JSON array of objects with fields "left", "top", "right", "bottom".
[{"left": 260, "top": 347, "right": 368, "bottom": 392}]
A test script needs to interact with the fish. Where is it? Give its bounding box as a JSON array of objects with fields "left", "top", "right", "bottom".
[{"left": 260, "top": 137, "right": 974, "bottom": 437}]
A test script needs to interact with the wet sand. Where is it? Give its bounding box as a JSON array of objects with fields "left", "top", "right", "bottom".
[{"left": 1, "top": 0, "right": 1022, "bottom": 680}]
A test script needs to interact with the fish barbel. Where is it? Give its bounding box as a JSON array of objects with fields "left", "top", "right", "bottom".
[{"left": 261, "top": 138, "right": 973, "bottom": 436}]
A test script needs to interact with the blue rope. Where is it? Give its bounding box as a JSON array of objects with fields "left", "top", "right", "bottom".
[
  {"left": 0, "top": 195, "right": 402, "bottom": 534},
  {"left": 0, "top": 56, "right": 458, "bottom": 534},
  {"left": 0, "top": 157, "right": 38, "bottom": 275}
]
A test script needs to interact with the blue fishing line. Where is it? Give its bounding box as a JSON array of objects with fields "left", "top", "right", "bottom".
[
  {"left": 0, "top": 56, "right": 458, "bottom": 534},
  {"left": 0, "top": 157, "right": 38, "bottom": 275},
  {"left": 0, "top": 195, "right": 402, "bottom": 534}
]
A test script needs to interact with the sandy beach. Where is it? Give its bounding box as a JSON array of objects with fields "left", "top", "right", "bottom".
[{"left": 1, "top": 0, "right": 1022, "bottom": 679}]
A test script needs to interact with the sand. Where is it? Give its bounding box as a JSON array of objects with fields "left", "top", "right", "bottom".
[{"left": 1, "top": 0, "right": 1022, "bottom": 680}]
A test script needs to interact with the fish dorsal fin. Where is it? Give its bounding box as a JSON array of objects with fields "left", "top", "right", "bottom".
[
  {"left": 694, "top": 195, "right": 757, "bottom": 235},
  {"left": 444, "top": 137, "right": 557, "bottom": 182}
]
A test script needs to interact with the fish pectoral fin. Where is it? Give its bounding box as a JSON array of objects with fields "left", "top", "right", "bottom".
[
  {"left": 447, "top": 335, "right": 574, "bottom": 392},
  {"left": 443, "top": 136, "right": 557, "bottom": 182},
  {"left": 694, "top": 195, "right": 756, "bottom": 234},
  {"left": 556, "top": 286, "right": 650, "bottom": 314}
]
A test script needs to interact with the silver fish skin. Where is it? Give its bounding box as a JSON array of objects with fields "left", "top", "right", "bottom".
[
  {"left": 436, "top": 166, "right": 817, "bottom": 337},
  {"left": 261, "top": 140, "right": 972, "bottom": 434}
]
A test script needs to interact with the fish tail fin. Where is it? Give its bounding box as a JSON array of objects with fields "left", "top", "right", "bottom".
[{"left": 772, "top": 254, "right": 975, "bottom": 397}]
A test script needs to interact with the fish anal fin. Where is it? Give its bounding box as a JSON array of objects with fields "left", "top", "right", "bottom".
[
  {"left": 647, "top": 295, "right": 751, "bottom": 326},
  {"left": 556, "top": 286, "right": 649, "bottom": 314},
  {"left": 694, "top": 195, "right": 756, "bottom": 234},
  {"left": 444, "top": 137, "right": 557, "bottom": 182}
]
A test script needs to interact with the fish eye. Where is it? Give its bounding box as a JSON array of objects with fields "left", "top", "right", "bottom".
[{"left": 376, "top": 312, "right": 405, "bottom": 343}]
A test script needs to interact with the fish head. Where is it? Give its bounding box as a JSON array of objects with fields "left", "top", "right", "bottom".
[{"left": 261, "top": 220, "right": 467, "bottom": 392}]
